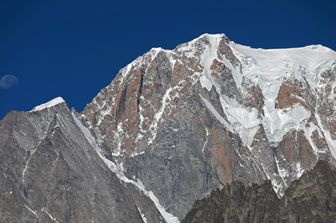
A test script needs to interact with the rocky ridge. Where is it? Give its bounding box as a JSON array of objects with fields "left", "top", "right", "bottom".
[{"left": 182, "top": 160, "right": 336, "bottom": 223}]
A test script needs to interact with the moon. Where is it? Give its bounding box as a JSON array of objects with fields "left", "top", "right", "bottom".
[{"left": 0, "top": 75, "right": 18, "bottom": 89}]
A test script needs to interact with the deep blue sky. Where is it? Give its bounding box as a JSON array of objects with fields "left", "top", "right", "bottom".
[{"left": 1, "top": 0, "right": 335, "bottom": 118}]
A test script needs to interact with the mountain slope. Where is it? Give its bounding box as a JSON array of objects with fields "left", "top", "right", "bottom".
[{"left": 0, "top": 102, "right": 166, "bottom": 222}]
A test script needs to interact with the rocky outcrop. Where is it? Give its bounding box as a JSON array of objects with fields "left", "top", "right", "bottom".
[
  {"left": 182, "top": 160, "right": 336, "bottom": 223},
  {"left": 276, "top": 79, "right": 309, "bottom": 109}
]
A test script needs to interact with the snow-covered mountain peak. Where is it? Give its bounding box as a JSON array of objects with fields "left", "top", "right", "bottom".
[
  {"left": 82, "top": 33, "right": 336, "bottom": 203},
  {"left": 31, "top": 97, "right": 65, "bottom": 112},
  {"left": 191, "top": 33, "right": 227, "bottom": 43}
]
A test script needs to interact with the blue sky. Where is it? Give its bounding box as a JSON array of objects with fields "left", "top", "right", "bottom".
[{"left": 1, "top": 0, "right": 335, "bottom": 118}]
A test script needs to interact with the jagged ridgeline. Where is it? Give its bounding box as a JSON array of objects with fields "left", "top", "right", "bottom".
[
  {"left": 183, "top": 160, "right": 336, "bottom": 223},
  {"left": 1, "top": 34, "right": 336, "bottom": 222}
]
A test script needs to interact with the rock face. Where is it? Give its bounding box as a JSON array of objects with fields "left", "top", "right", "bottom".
[
  {"left": 182, "top": 160, "right": 336, "bottom": 223},
  {"left": 1, "top": 34, "right": 336, "bottom": 222},
  {"left": 83, "top": 34, "right": 336, "bottom": 218},
  {"left": 0, "top": 103, "right": 165, "bottom": 223}
]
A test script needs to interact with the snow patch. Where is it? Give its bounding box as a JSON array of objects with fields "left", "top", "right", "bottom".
[
  {"left": 303, "top": 122, "right": 323, "bottom": 155},
  {"left": 42, "top": 208, "right": 60, "bottom": 223},
  {"left": 274, "top": 156, "right": 289, "bottom": 186},
  {"left": 294, "top": 161, "right": 305, "bottom": 179},
  {"left": 135, "top": 96, "right": 146, "bottom": 144},
  {"left": 31, "top": 97, "right": 65, "bottom": 112},
  {"left": 200, "top": 95, "right": 232, "bottom": 131},
  {"left": 137, "top": 207, "right": 148, "bottom": 223},
  {"left": 219, "top": 96, "right": 260, "bottom": 145},
  {"left": 112, "top": 122, "right": 124, "bottom": 156},
  {"left": 148, "top": 87, "right": 172, "bottom": 145},
  {"left": 201, "top": 123, "right": 209, "bottom": 153},
  {"left": 22, "top": 135, "right": 47, "bottom": 186},
  {"left": 199, "top": 75, "right": 212, "bottom": 91},
  {"left": 263, "top": 105, "right": 311, "bottom": 145},
  {"left": 24, "top": 204, "right": 38, "bottom": 217}
]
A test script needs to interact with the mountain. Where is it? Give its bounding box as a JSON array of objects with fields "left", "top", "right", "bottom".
[
  {"left": 182, "top": 160, "right": 336, "bottom": 223},
  {"left": 1, "top": 34, "right": 336, "bottom": 222}
]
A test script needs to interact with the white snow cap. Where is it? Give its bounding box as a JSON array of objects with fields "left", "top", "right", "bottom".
[{"left": 31, "top": 97, "right": 65, "bottom": 112}]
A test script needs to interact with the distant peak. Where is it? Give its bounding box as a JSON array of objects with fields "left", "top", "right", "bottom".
[
  {"left": 190, "top": 33, "right": 227, "bottom": 44},
  {"left": 31, "top": 97, "right": 65, "bottom": 112},
  {"left": 199, "top": 33, "right": 227, "bottom": 38},
  {"left": 149, "top": 47, "right": 171, "bottom": 53}
]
